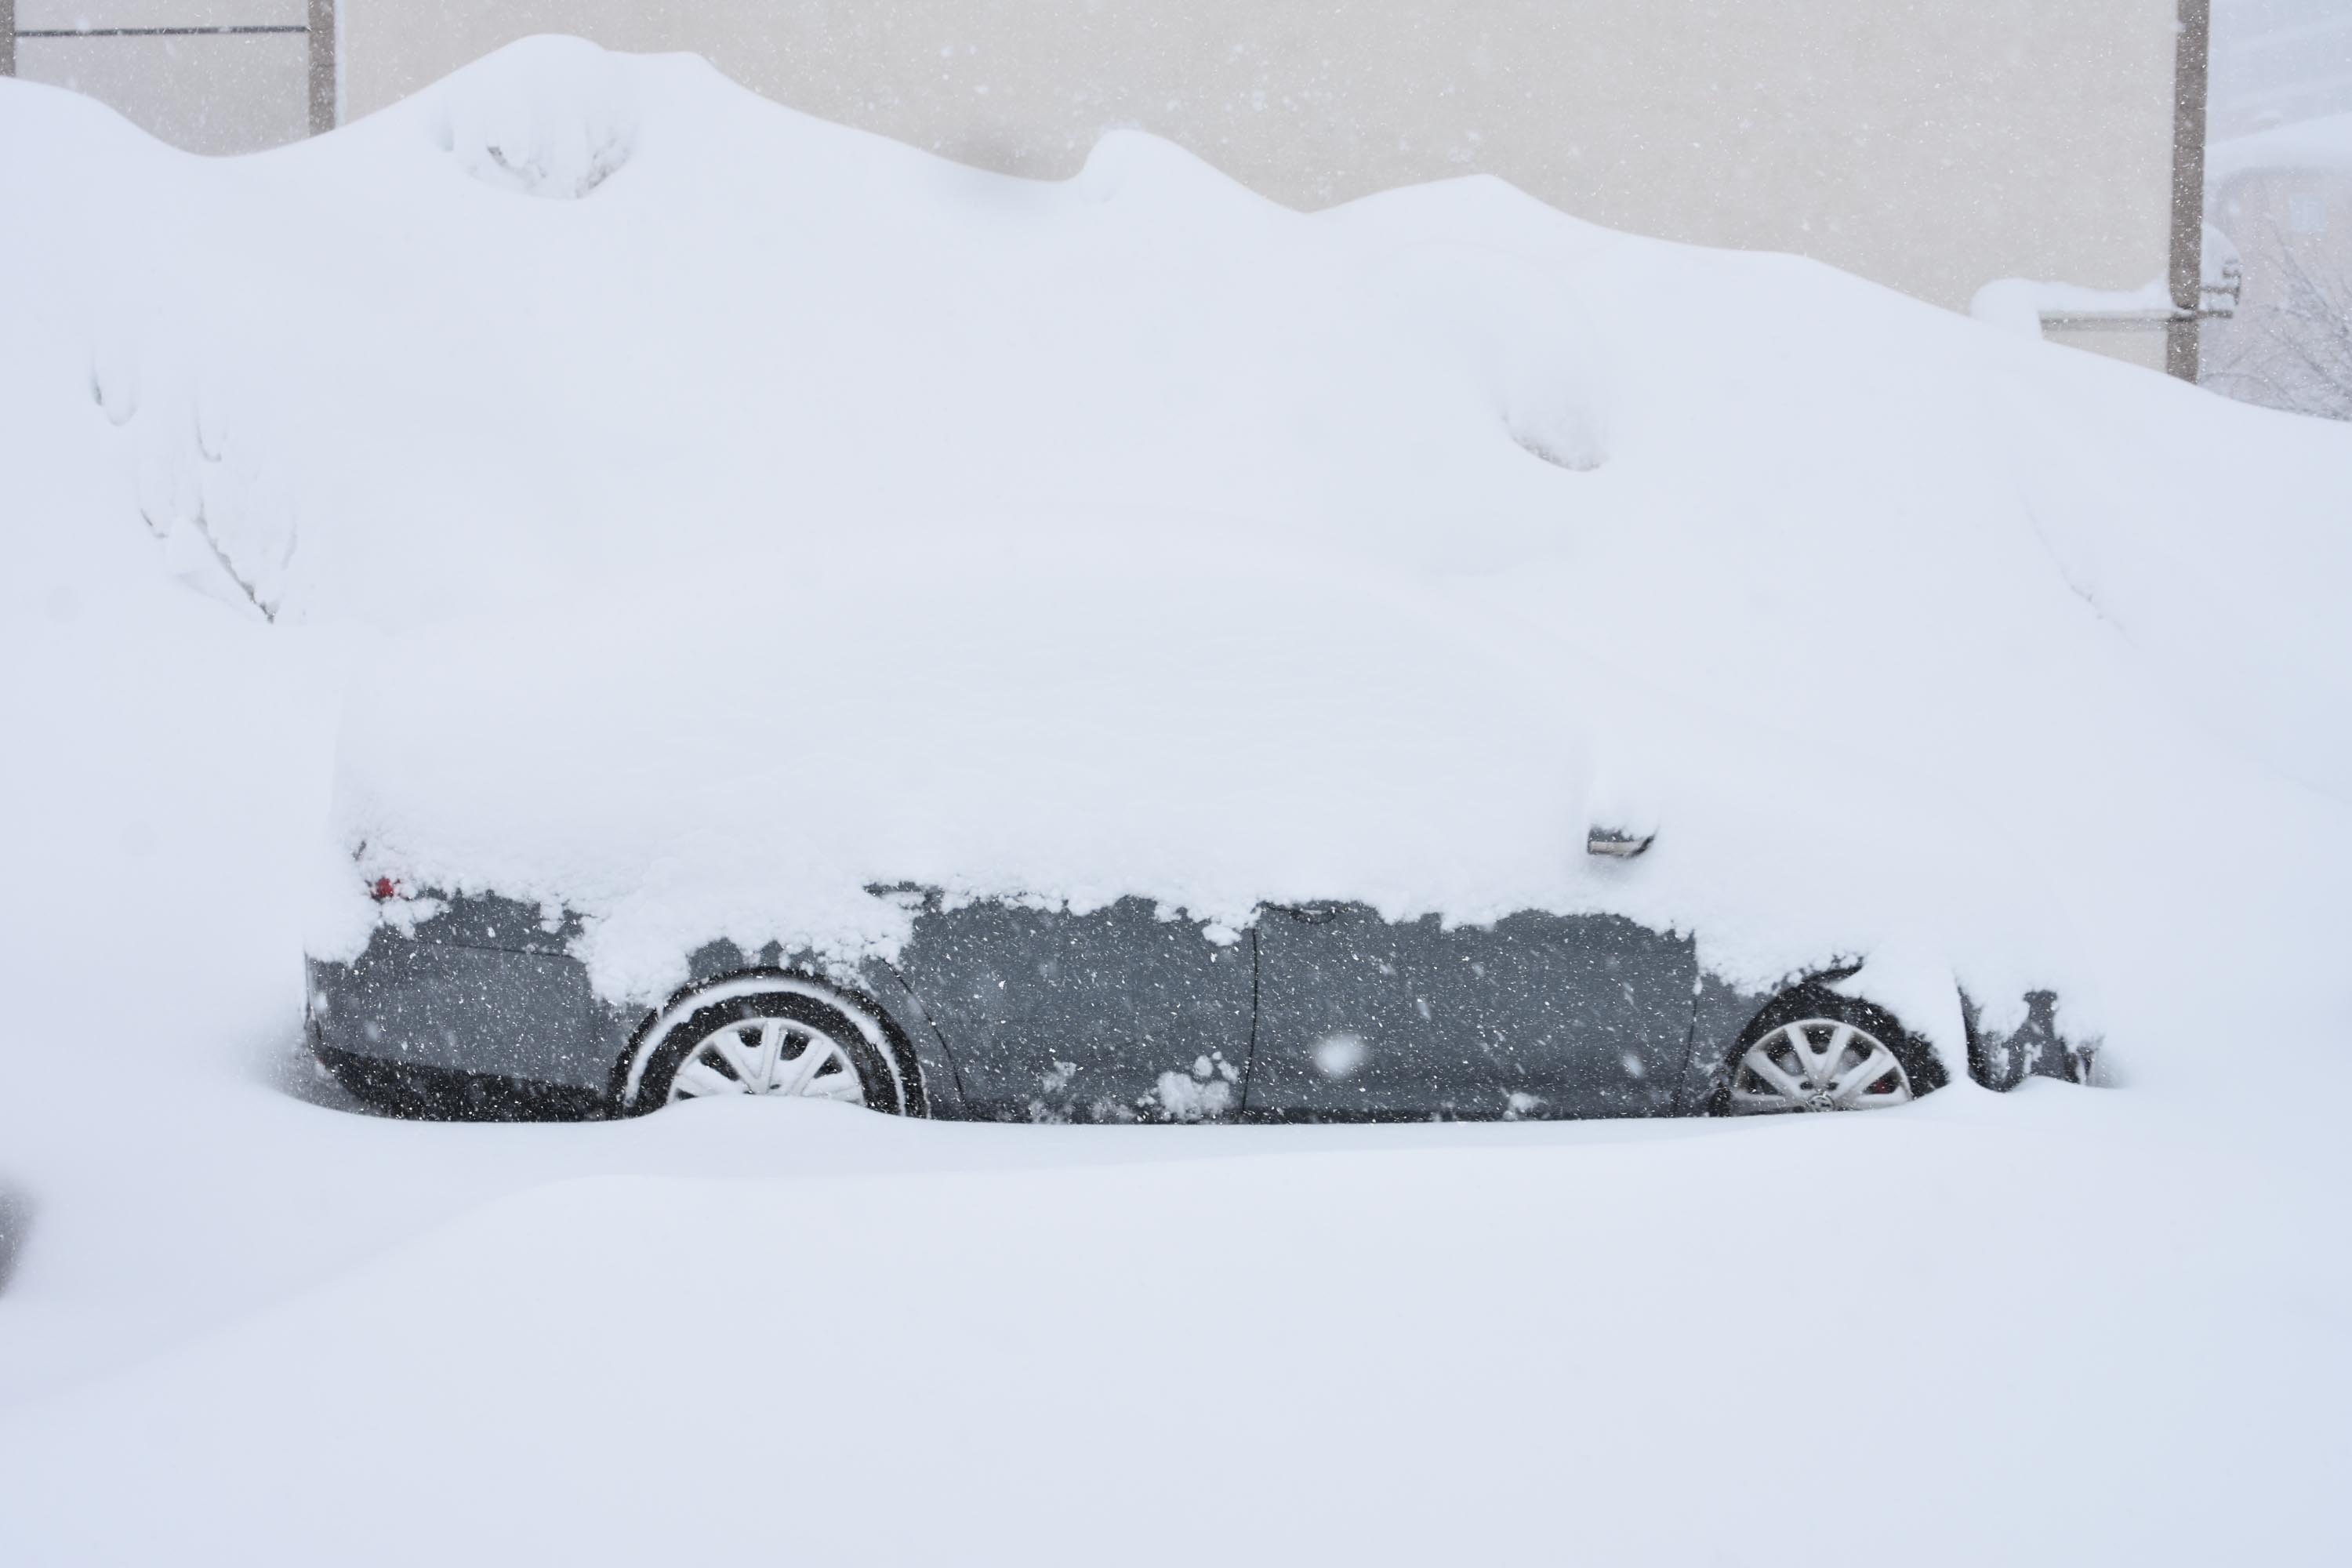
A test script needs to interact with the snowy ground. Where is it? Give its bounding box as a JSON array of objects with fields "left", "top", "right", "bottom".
[{"left": 2, "top": 38, "right": 2350, "bottom": 1565}]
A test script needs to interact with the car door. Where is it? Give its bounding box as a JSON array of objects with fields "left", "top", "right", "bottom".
[
  {"left": 1248, "top": 903, "right": 1697, "bottom": 1120},
  {"left": 888, "top": 895, "right": 1255, "bottom": 1122}
]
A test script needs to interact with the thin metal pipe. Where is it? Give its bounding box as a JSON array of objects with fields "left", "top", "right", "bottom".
[
  {"left": 2168, "top": 0, "right": 2214, "bottom": 382},
  {"left": 307, "top": 0, "right": 335, "bottom": 136}
]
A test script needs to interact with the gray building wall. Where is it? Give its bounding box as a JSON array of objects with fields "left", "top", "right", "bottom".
[
  {"left": 340, "top": 1, "right": 2181, "bottom": 317},
  {"left": 9, "top": 0, "right": 312, "bottom": 153},
  {"left": 8, "top": 2, "right": 2183, "bottom": 329}
]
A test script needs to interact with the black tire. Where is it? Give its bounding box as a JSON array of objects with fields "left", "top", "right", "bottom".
[
  {"left": 617, "top": 970, "right": 924, "bottom": 1118},
  {"left": 1707, "top": 980, "right": 1947, "bottom": 1115}
]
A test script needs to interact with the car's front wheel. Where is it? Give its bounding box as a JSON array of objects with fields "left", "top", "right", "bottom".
[
  {"left": 1718, "top": 983, "right": 1944, "bottom": 1114},
  {"left": 617, "top": 971, "right": 924, "bottom": 1117}
]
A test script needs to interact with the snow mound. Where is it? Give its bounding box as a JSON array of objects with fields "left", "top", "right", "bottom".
[
  {"left": 5, "top": 45, "right": 2352, "bottom": 1560},
  {"left": 4, "top": 36, "right": 2350, "bottom": 1074}
]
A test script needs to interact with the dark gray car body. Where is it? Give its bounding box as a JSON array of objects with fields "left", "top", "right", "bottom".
[{"left": 306, "top": 889, "right": 2091, "bottom": 1121}]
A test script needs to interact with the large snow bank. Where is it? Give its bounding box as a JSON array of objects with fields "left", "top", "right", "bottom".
[
  {"left": 8, "top": 34, "right": 2352, "bottom": 1062},
  {"left": 1, "top": 1094, "right": 2341, "bottom": 1567},
  {"left": 3, "top": 39, "right": 2350, "bottom": 1567}
]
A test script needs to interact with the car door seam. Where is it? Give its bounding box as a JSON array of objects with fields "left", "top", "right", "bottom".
[{"left": 1236, "top": 919, "right": 1264, "bottom": 1120}]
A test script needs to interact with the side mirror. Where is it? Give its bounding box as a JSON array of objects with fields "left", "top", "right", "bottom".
[{"left": 1586, "top": 826, "right": 1654, "bottom": 858}]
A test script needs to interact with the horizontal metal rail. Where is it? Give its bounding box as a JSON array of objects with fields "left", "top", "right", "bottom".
[
  {"left": 15, "top": 25, "right": 308, "bottom": 38},
  {"left": 2039, "top": 309, "right": 2194, "bottom": 332}
]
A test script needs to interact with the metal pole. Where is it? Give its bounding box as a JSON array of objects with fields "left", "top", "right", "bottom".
[
  {"left": 2166, "top": 0, "right": 2212, "bottom": 382},
  {"left": 307, "top": 0, "right": 336, "bottom": 135},
  {"left": 2, "top": 0, "right": 16, "bottom": 79}
]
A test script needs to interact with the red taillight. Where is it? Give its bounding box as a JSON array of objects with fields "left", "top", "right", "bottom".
[{"left": 370, "top": 877, "right": 400, "bottom": 902}]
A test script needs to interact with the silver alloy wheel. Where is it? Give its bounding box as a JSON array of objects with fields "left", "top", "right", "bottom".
[
  {"left": 666, "top": 1015, "right": 869, "bottom": 1106},
  {"left": 1728, "top": 1018, "right": 1915, "bottom": 1114}
]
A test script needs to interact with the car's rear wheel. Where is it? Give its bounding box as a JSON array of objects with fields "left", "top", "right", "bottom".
[
  {"left": 618, "top": 971, "right": 923, "bottom": 1117},
  {"left": 1717, "top": 982, "right": 1944, "bottom": 1114}
]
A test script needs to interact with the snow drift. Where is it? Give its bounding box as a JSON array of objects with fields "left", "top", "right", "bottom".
[
  {"left": 4, "top": 38, "right": 2352, "bottom": 1568},
  {"left": 7, "top": 34, "right": 2352, "bottom": 1073}
]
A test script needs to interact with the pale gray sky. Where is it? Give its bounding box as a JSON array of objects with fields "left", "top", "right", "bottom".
[{"left": 2211, "top": 0, "right": 2352, "bottom": 137}]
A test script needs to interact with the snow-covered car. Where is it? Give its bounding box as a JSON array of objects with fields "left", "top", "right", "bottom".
[
  {"left": 300, "top": 541, "right": 2090, "bottom": 1127},
  {"left": 308, "top": 880, "right": 2087, "bottom": 1126},
  {"left": 249, "top": 39, "right": 2260, "bottom": 1132}
]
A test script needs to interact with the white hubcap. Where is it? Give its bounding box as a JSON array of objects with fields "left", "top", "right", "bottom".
[
  {"left": 1730, "top": 1018, "right": 1913, "bottom": 1113},
  {"left": 667, "top": 1016, "right": 868, "bottom": 1105}
]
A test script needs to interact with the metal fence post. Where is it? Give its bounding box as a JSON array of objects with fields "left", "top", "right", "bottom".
[
  {"left": 2167, "top": 0, "right": 2212, "bottom": 383},
  {"left": 307, "top": 0, "right": 336, "bottom": 135},
  {"left": 2, "top": 0, "right": 16, "bottom": 79}
]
